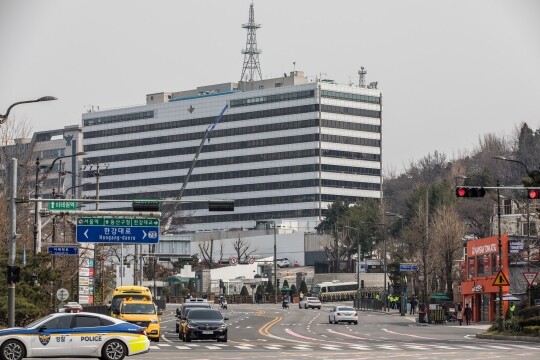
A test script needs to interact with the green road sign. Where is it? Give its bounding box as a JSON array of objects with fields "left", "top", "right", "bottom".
[
  {"left": 77, "top": 217, "right": 160, "bottom": 226},
  {"left": 48, "top": 201, "right": 78, "bottom": 210}
]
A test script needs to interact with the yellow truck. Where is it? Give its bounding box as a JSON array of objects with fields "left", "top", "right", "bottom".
[{"left": 114, "top": 297, "right": 161, "bottom": 342}]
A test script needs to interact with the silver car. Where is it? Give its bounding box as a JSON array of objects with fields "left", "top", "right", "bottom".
[
  {"left": 329, "top": 306, "right": 358, "bottom": 324},
  {"left": 298, "top": 297, "right": 321, "bottom": 309}
]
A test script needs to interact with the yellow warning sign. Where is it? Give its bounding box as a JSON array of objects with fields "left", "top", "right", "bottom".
[{"left": 492, "top": 270, "right": 510, "bottom": 286}]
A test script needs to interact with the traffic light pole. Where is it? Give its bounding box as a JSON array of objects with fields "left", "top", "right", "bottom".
[{"left": 8, "top": 158, "right": 17, "bottom": 327}]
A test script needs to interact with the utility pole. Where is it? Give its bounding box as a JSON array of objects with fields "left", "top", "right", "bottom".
[{"left": 7, "top": 158, "right": 17, "bottom": 327}]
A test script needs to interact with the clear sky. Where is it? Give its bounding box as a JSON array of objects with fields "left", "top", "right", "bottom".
[{"left": 1, "top": 0, "right": 539, "bottom": 173}]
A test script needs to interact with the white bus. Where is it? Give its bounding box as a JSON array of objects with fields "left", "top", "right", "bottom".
[{"left": 310, "top": 281, "right": 359, "bottom": 302}]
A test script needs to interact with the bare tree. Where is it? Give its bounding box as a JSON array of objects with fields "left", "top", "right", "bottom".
[
  {"left": 431, "top": 204, "right": 467, "bottom": 295},
  {"left": 197, "top": 238, "right": 223, "bottom": 269},
  {"left": 232, "top": 235, "right": 257, "bottom": 263}
]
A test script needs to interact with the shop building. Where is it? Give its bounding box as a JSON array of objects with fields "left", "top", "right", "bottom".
[{"left": 461, "top": 234, "right": 510, "bottom": 323}]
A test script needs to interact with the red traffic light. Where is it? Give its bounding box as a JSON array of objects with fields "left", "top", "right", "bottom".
[
  {"left": 455, "top": 187, "right": 486, "bottom": 198},
  {"left": 456, "top": 188, "right": 467, "bottom": 197},
  {"left": 528, "top": 189, "right": 540, "bottom": 199}
]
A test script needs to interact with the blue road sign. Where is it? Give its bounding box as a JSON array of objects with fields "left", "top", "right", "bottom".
[
  {"left": 48, "top": 246, "right": 79, "bottom": 256},
  {"left": 399, "top": 263, "right": 419, "bottom": 272},
  {"left": 76, "top": 217, "right": 159, "bottom": 244}
]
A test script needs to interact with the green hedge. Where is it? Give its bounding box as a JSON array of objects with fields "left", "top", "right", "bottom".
[
  {"left": 519, "top": 316, "right": 540, "bottom": 328},
  {"left": 517, "top": 306, "right": 540, "bottom": 319},
  {"left": 523, "top": 326, "right": 540, "bottom": 336}
]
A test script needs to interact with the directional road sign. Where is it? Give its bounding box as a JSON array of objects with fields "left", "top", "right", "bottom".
[
  {"left": 400, "top": 263, "right": 419, "bottom": 271},
  {"left": 49, "top": 201, "right": 78, "bottom": 211},
  {"left": 76, "top": 217, "right": 160, "bottom": 244},
  {"left": 48, "top": 246, "right": 79, "bottom": 256}
]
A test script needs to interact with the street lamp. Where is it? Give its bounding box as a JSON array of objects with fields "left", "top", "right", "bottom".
[
  {"left": 0, "top": 96, "right": 57, "bottom": 125},
  {"left": 32, "top": 152, "right": 85, "bottom": 282},
  {"left": 493, "top": 156, "right": 540, "bottom": 183}
]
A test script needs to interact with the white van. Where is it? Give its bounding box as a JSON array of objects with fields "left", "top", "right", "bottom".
[{"left": 276, "top": 258, "right": 290, "bottom": 268}]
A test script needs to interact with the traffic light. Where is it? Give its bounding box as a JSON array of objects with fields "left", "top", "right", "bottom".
[
  {"left": 132, "top": 199, "right": 160, "bottom": 212},
  {"left": 6, "top": 266, "right": 21, "bottom": 284},
  {"left": 208, "top": 201, "right": 234, "bottom": 211},
  {"left": 527, "top": 189, "right": 540, "bottom": 199},
  {"left": 455, "top": 187, "right": 486, "bottom": 198}
]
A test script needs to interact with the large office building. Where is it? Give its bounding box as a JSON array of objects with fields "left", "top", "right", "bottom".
[{"left": 81, "top": 71, "right": 383, "bottom": 231}]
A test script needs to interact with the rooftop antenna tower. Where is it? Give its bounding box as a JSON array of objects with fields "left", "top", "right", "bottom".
[
  {"left": 358, "top": 67, "right": 367, "bottom": 88},
  {"left": 240, "top": 1, "right": 263, "bottom": 82}
]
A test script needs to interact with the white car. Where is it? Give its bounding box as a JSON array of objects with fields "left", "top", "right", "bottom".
[
  {"left": 0, "top": 312, "right": 149, "bottom": 360},
  {"left": 276, "top": 258, "right": 290, "bottom": 268},
  {"left": 298, "top": 296, "right": 321, "bottom": 309},
  {"left": 329, "top": 306, "right": 358, "bottom": 324}
]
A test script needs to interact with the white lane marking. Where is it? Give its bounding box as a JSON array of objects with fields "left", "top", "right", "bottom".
[
  {"left": 235, "top": 345, "right": 255, "bottom": 349},
  {"left": 174, "top": 346, "right": 191, "bottom": 349},
  {"left": 382, "top": 328, "right": 438, "bottom": 340},
  {"left": 204, "top": 346, "right": 221, "bottom": 349}
]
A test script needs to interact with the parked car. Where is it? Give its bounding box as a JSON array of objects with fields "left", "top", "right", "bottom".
[
  {"left": 0, "top": 312, "right": 149, "bottom": 360},
  {"left": 329, "top": 306, "right": 358, "bottom": 324},
  {"left": 276, "top": 258, "right": 290, "bottom": 268},
  {"left": 181, "top": 309, "right": 229, "bottom": 342},
  {"left": 298, "top": 296, "right": 321, "bottom": 309}
]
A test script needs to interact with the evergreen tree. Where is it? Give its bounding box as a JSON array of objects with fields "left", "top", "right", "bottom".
[
  {"left": 240, "top": 285, "right": 249, "bottom": 296},
  {"left": 300, "top": 280, "right": 308, "bottom": 294},
  {"left": 283, "top": 279, "right": 289, "bottom": 288},
  {"left": 290, "top": 284, "right": 298, "bottom": 295},
  {"left": 265, "top": 279, "right": 274, "bottom": 294}
]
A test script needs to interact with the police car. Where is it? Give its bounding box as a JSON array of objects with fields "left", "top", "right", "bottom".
[{"left": 0, "top": 312, "right": 150, "bottom": 360}]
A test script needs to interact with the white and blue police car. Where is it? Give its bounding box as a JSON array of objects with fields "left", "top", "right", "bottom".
[{"left": 0, "top": 312, "right": 150, "bottom": 360}]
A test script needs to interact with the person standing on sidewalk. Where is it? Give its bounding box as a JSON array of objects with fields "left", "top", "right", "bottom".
[
  {"left": 456, "top": 304, "right": 463, "bottom": 325},
  {"left": 464, "top": 303, "right": 473, "bottom": 325},
  {"left": 410, "top": 297, "right": 418, "bottom": 315}
]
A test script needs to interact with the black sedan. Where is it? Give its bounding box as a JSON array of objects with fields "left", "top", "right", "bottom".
[{"left": 181, "top": 309, "right": 228, "bottom": 342}]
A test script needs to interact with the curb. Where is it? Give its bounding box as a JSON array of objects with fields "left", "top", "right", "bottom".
[{"left": 476, "top": 333, "right": 540, "bottom": 343}]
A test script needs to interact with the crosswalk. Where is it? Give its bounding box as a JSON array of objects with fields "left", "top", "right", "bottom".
[{"left": 150, "top": 341, "right": 540, "bottom": 352}]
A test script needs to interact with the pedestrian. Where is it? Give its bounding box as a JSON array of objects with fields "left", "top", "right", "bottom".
[
  {"left": 509, "top": 302, "right": 516, "bottom": 318},
  {"left": 456, "top": 304, "right": 463, "bottom": 325},
  {"left": 464, "top": 303, "right": 473, "bottom": 325},
  {"left": 410, "top": 297, "right": 418, "bottom": 315},
  {"left": 299, "top": 291, "right": 304, "bottom": 301}
]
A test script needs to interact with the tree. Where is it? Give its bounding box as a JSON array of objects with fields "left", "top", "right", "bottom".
[
  {"left": 290, "top": 284, "right": 298, "bottom": 295},
  {"left": 315, "top": 198, "right": 349, "bottom": 234},
  {"left": 300, "top": 280, "right": 308, "bottom": 294},
  {"left": 240, "top": 285, "right": 249, "bottom": 296},
  {"left": 431, "top": 204, "right": 467, "bottom": 297},
  {"left": 265, "top": 279, "right": 274, "bottom": 295},
  {"left": 232, "top": 236, "right": 257, "bottom": 263},
  {"left": 283, "top": 279, "right": 289, "bottom": 288},
  {"left": 197, "top": 238, "right": 223, "bottom": 269}
]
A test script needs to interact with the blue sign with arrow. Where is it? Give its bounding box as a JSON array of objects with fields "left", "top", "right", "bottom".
[
  {"left": 76, "top": 217, "right": 160, "bottom": 244},
  {"left": 48, "top": 246, "right": 79, "bottom": 256},
  {"left": 399, "top": 263, "right": 419, "bottom": 272}
]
